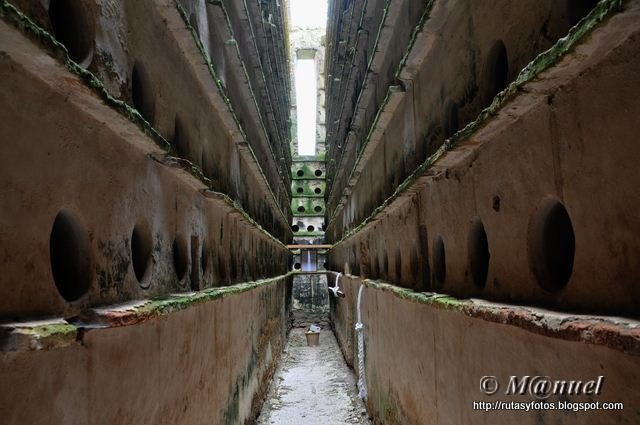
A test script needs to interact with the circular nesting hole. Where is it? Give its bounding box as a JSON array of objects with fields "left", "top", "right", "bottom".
[
  {"left": 296, "top": 187, "right": 304, "bottom": 193},
  {"left": 49, "top": 0, "right": 94, "bottom": 67},
  {"left": 297, "top": 206, "right": 306, "bottom": 213},
  {"left": 485, "top": 40, "right": 509, "bottom": 101},
  {"left": 528, "top": 199, "right": 575, "bottom": 291},
  {"left": 432, "top": 236, "right": 446, "bottom": 289},
  {"left": 568, "top": 0, "right": 599, "bottom": 26},
  {"left": 314, "top": 169, "right": 322, "bottom": 177},
  {"left": 443, "top": 99, "right": 459, "bottom": 139},
  {"left": 314, "top": 206, "right": 322, "bottom": 213},
  {"left": 292, "top": 225, "right": 300, "bottom": 232},
  {"left": 49, "top": 209, "right": 93, "bottom": 302},
  {"left": 173, "top": 235, "right": 189, "bottom": 282},
  {"left": 314, "top": 187, "right": 322, "bottom": 194},
  {"left": 307, "top": 225, "right": 315, "bottom": 232},
  {"left": 201, "top": 241, "right": 209, "bottom": 275},
  {"left": 294, "top": 262, "right": 301, "bottom": 270},
  {"left": 296, "top": 169, "right": 304, "bottom": 177},
  {"left": 131, "top": 62, "right": 155, "bottom": 125},
  {"left": 395, "top": 250, "right": 403, "bottom": 281},
  {"left": 173, "top": 116, "right": 190, "bottom": 159},
  {"left": 131, "top": 221, "right": 153, "bottom": 287},
  {"left": 468, "top": 218, "right": 490, "bottom": 289}
]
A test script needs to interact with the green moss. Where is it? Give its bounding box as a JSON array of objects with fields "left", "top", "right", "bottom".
[
  {"left": 137, "top": 273, "right": 293, "bottom": 317},
  {"left": 172, "top": 0, "right": 292, "bottom": 216},
  {"left": 0, "top": 0, "right": 290, "bottom": 248},
  {"left": 366, "top": 280, "right": 467, "bottom": 312},
  {"left": 329, "top": 0, "right": 623, "bottom": 248},
  {"left": 30, "top": 323, "right": 77, "bottom": 339}
]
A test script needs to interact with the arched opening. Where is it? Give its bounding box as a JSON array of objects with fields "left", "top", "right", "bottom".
[
  {"left": 443, "top": 99, "right": 459, "bottom": 139},
  {"left": 48, "top": 0, "right": 94, "bottom": 67},
  {"left": 468, "top": 218, "right": 490, "bottom": 289},
  {"left": 131, "top": 221, "right": 153, "bottom": 287},
  {"left": 484, "top": 40, "right": 509, "bottom": 102},
  {"left": 568, "top": 0, "right": 599, "bottom": 26},
  {"left": 131, "top": 62, "right": 155, "bottom": 125},
  {"left": 410, "top": 243, "right": 419, "bottom": 280},
  {"left": 528, "top": 199, "right": 575, "bottom": 291},
  {"left": 49, "top": 209, "right": 93, "bottom": 301},
  {"left": 395, "top": 249, "right": 402, "bottom": 282},
  {"left": 173, "top": 235, "right": 189, "bottom": 282},
  {"left": 173, "top": 115, "right": 190, "bottom": 159},
  {"left": 201, "top": 241, "right": 209, "bottom": 276},
  {"left": 433, "top": 236, "right": 446, "bottom": 289}
]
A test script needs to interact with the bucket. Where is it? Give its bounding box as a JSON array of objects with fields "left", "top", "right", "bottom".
[{"left": 305, "top": 331, "right": 320, "bottom": 346}]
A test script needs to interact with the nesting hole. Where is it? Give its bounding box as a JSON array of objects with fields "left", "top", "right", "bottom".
[
  {"left": 433, "top": 236, "right": 446, "bottom": 289},
  {"left": 173, "top": 235, "right": 189, "bottom": 282},
  {"left": 131, "top": 62, "right": 155, "bottom": 125},
  {"left": 131, "top": 222, "right": 153, "bottom": 287},
  {"left": 485, "top": 40, "right": 509, "bottom": 101},
  {"left": 49, "top": 0, "right": 94, "bottom": 67},
  {"left": 468, "top": 218, "right": 490, "bottom": 289},
  {"left": 49, "top": 209, "right": 93, "bottom": 302},
  {"left": 307, "top": 225, "right": 315, "bottom": 232},
  {"left": 568, "top": 0, "right": 599, "bottom": 26},
  {"left": 297, "top": 169, "right": 304, "bottom": 177},
  {"left": 292, "top": 225, "right": 300, "bottom": 232},
  {"left": 443, "top": 99, "right": 459, "bottom": 139},
  {"left": 314, "top": 187, "right": 322, "bottom": 194},
  {"left": 528, "top": 199, "right": 575, "bottom": 291},
  {"left": 314, "top": 205, "right": 322, "bottom": 213},
  {"left": 173, "top": 116, "right": 190, "bottom": 159},
  {"left": 296, "top": 187, "right": 304, "bottom": 193},
  {"left": 314, "top": 169, "right": 322, "bottom": 177}
]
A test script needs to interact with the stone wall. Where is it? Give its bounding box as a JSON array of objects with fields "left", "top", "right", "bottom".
[
  {"left": 326, "top": 0, "right": 640, "bottom": 317},
  {"left": 0, "top": 277, "right": 292, "bottom": 425},
  {"left": 331, "top": 274, "right": 640, "bottom": 425}
]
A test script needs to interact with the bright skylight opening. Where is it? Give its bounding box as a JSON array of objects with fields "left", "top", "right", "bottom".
[
  {"left": 296, "top": 57, "right": 317, "bottom": 156},
  {"left": 290, "top": 0, "right": 328, "bottom": 29}
]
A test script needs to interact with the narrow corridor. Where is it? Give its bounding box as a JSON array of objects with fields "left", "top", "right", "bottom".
[{"left": 257, "top": 329, "right": 370, "bottom": 425}]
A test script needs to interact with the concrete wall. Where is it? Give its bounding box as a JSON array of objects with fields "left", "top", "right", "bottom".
[
  {"left": 331, "top": 274, "right": 640, "bottom": 425},
  {"left": 0, "top": 277, "right": 292, "bottom": 425},
  {"left": 0, "top": 0, "right": 292, "bottom": 317},
  {"left": 327, "top": 2, "right": 640, "bottom": 317}
]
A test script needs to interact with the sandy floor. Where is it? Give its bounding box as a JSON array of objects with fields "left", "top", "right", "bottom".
[{"left": 257, "top": 329, "right": 371, "bottom": 425}]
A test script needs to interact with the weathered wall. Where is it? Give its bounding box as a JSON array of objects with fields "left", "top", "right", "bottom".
[
  {"left": 331, "top": 275, "right": 640, "bottom": 425},
  {"left": 327, "top": 1, "right": 640, "bottom": 317},
  {"left": 291, "top": 274, "right": 330, "bottom": 328},
  {"left": 0, "top": 0, "right": 293, "bottom": 317},
  {"left": 324, "top": 0, "right": 602, "bottom": 238},
  {"left": 0, "top": 277, "right": 292, "bottom": 425}
]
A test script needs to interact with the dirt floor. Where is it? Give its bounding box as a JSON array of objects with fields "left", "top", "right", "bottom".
[{"left": 257, "top": 329, "right": 371, "bottom": 425}]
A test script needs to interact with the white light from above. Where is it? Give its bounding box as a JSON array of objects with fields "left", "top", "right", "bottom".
[
  {"left": 296, "top": 58, "right": 317, "bottom": 156},
  {"left": 290, "top": 0, "right": 328, "bottom": 29}
]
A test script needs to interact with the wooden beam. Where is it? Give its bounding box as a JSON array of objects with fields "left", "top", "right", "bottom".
[{"left": 286, "top": 244, "right": 332, "bottom": 249}]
